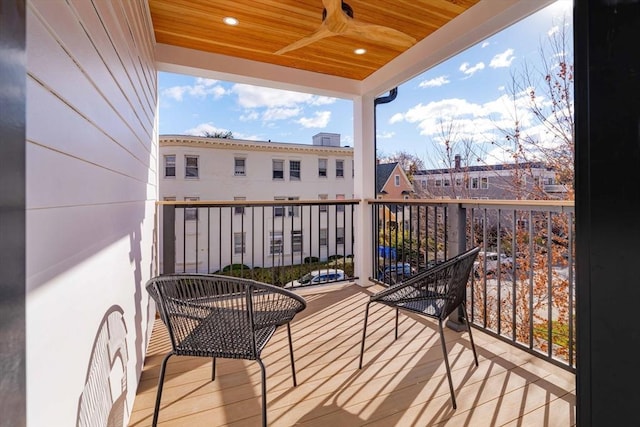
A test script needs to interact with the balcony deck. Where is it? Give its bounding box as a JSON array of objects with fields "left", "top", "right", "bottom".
[{"left": 129, "top": 283, "right": 575, "bottom": 426}]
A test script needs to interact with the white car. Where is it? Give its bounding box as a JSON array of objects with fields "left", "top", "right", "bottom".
[
  {"left": 473, "top": 252, "right": 512, "bottom": 276},
  {"left": 285, "top": 269, "right": 346, "bottom": 288}
]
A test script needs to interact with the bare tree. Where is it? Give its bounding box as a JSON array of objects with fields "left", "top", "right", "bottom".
[
  {"left": 203, "top": 130, "right": 234, "bottom": 139},
  {"left": 493, "top": 15, "right": 574, "bottom": 200},
  {"left": 378, "top": 150, "right": 424, "bottom": 181}
]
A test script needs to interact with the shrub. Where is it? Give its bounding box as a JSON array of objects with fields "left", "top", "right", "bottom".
[{"left": 221, "top": 264, "right": 250, "bottom": 272}]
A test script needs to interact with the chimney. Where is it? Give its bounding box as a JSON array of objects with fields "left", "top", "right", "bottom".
[{"left": 454, "top": 154, "right": 461, "bottom": 169}]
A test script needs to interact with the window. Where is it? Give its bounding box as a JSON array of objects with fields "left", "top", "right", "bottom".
[
  {"left": 336, "top": 194, "right": 345, "bottom": 213},
  {"left": 185, "top": 156, "right": 198, "bottom": 178},
  {"left": 164, "top": 155, "right": 176, "bottom": 177},
  {"left": 394, "top": 175, "right": 400, "bottom": 186},
  {"left": 234, "top": 196, "right": 245, "bottom": 215},
  {"left": 319, "top": 228, "right": 328, "bottom": 247},
  {"left": 184, "top": 197, "right": 199, "bottom": 221},
  {"left": 455, "top": 178, "right": 463, "bottom": 187},
  {"left": 318, "top": 158, "right": 327, "bottom": 177},
  {"left": 336, "top": 227, "right": 345, "bottom": 245},
  {"left": 270, "top": 231, "right": 283, "bottom": 254},
  {"left": 274, "top": 197, "right": 285, "bottom": 217},
  {"left": 336, "top": 159, "right": 344, "bottom": 177},
  {"left": 319, "top": 194, "right": 328, "bottom": 213},
  {"left": 290, "top": 160, "right": 301, "bottom": 180},
  {"left": 234, "top": 158, "right": 246, "bottom": 176},
  {"left": 287, "top": 196, "right": 299, "bottom": 217},
  {"left": 444, "top": 179, "right": 451, "bottom": 187},
  {"left": 480, "top": 177, "right": 489, "bottom": 189},
  {"left": 234, "top": 232, "right": 245, "bottom": 254},
  {"left": 435, "top": 179, "right": 442, "bottom": 187},
  {"left": 471, "top": 177, "right": 479, "bottom": 189},
  {"left": 421, "top": 180, "right": 427, "bottom": 189},
  {"left": 272, "top": 159, "right": 284, "bottom": 180},
  {"left": 291, "top": 230, "right": 302, "bottom": 252}
]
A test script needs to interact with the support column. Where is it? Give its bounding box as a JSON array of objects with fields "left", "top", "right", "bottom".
[
  {"left": 353, "top": 94, "right": 375, "bottom": 285},
  {"left": 446, "top": 204, "right": 468, "bottom": 331},
  {"left": 0, "top": 1, "right": 26, "bottom": 425},
  {"left": 575, "top": 2, "right": 640, "bottom": 425}
]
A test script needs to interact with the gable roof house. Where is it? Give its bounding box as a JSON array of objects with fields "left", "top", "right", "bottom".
[
  {"left": 376, "top": 162, "right": 414, "bottom": 199},
  {"left": 2, "top": 1, "right": 637, "bottom": 425}
]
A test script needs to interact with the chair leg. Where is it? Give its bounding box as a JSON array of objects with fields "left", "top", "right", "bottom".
[
  {"left": 286, "top": 322, "right": 297, "bottom": 387},
  {"left": 395, "top": 308, "right": 399, "bottom": 340},
  {"left": 257, "top": 358, "right": 267, "bottom": 427},
  {"left": 152, "top": 352, "right": 173, "bottom": 427},
  {"left": 438, "top": 319, "right": 457, "bottom": 409},
  {"left": 358, "top": 302, "right": 371, "bottom": 369},
  {"left": 461, "top": 304, "right": 478, "bottom": 367},
  {"left": 211, "top": 357, "right": 216, "bottom": 381}
]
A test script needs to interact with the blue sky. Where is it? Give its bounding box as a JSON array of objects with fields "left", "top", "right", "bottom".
[{"left": 158, "top": 1, "right": 572, "bottom": 168}]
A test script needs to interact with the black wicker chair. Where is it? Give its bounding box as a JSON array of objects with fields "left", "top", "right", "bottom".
[
  {"left": 358, "top": 246, "right": 480, "bottom": 409},
  {"left": 146, "top": 274, "right": 307, "bottom": 427}
]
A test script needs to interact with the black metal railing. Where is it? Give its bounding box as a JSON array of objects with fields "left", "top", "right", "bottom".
[
  {"left": 370, "top": 200, "right": 449, "bottom": 284},
  {"left": 464, "top": 200, "right": 575, "bottom": 371},
  {"left": 160, "top": 199, "right": 358, "bottom": 288},
  {"left": 369, "top": 199, "right": 576, "bottom": 372},
  {"left": 159, "top": 197, "right": 575, "bottom": 370}
]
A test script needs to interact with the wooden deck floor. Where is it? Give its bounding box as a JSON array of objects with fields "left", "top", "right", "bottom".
[{"left": 129, "top": 283, "right": 575, "bottom": 426}]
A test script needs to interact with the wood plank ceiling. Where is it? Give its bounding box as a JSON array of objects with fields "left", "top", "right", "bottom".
[{"left": 148, "top": 0, "right": 481, "bottom": 81}]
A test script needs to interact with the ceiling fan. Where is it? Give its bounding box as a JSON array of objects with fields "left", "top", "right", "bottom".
[{"left": 275, "top": 0, "right": 417, "bottom": 55}]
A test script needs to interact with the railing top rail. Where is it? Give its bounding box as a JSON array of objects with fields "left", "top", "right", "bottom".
[
  {"left": 367, "top": 198, "right": 574, "bottom": 212},
  {"left": 157, "top": 199, "right": 361, "bottom": 207}
]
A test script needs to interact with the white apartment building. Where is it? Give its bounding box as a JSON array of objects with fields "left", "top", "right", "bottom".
[{"left": 159, "top": 133, "right": 355, "bottom": 271}]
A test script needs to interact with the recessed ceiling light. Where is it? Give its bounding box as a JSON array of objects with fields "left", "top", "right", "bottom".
[
  {"left": 354, "top": 48, "right": 366, "bottom": 55},
  {"left": 223, "top": 16, "right": 239, "bottom": 26}
]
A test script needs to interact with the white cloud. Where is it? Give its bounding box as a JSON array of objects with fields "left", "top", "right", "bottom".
[
  {"left": 184, "top": 122, "right": 231, "bottom": 136},
  {"left": 195, "top": 77, "right": 218, "bottom": 86},
  {"left": 489, "top": 49, "right": 515, "bottom": 68},
  {"left": 232, "top": 84, "right": 336, "bottom": 109},
  {"left": 239, "top": 111, "right": 259, "bottom": 121},
  {"left": 161, "top": 78, "right": 227, "bottom": 102},
  {"left": 481, "top": 41, "right": 490, "bottom": 48},
  {"left": 262, "top": 107, "right": 301, "bottom": 121},
  {"left": 309, "top": 96, "right": 337, "bottom": 106},
  {"left": 296, "top": 111, "right": 331, "bottom": 128},
  {"left": 419, "top": 75, "right": 450, "bottom": 88},
  {"left": 387, "top": 92, "right": 544, "bottom": 149},
  {"left": 377, "top": 131, "right": 395, "bottom": 139},
  {"left": 459, "top": 61, "right": 485, "bottom": 77},
  {"left": 389, "top": 112, "right": 405, "bottom": 124},
  {"left": 162, "top": 86, "right": 189, "bottom": 102}
]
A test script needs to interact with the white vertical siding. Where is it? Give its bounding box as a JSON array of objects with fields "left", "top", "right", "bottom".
[{"left": 26, "top": 0, "right": 157, "bottom": 425}]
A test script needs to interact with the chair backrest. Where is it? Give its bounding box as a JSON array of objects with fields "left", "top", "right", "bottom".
[
  {"left": 145, "top": 274, "right": 306, "bottom": 358},
  {"left": 435, "top": 247, "right": 481, "bottom": 318},
  {"left": 372, "top": 246, "right": 480, "bottom": 319}
]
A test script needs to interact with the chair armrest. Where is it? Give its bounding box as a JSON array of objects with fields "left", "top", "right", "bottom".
[{"left": 247, "top": 281, "right": 307, "bottom": 328}]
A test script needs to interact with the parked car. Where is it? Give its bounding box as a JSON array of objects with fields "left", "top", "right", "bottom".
[
  {"left": 473, "top": 251, "right": 512, "bottom": 276},
  {"left": 378, "top": 262, "right": 415, "bottom": 284},
  {"left": 284, "top": 269, "right": 346, "bottom": 288}
]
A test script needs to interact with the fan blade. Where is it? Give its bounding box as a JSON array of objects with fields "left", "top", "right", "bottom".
[
  {"left": 275, "top": 26, "right": 335, "bottom": 55},
  {"left": 346, "top": 20, "right": 416, "bottom": 48}
]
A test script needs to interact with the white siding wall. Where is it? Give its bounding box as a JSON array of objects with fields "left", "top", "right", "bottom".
[{"left": 26, "top": 1, "right": 157, "bottom": 426}]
